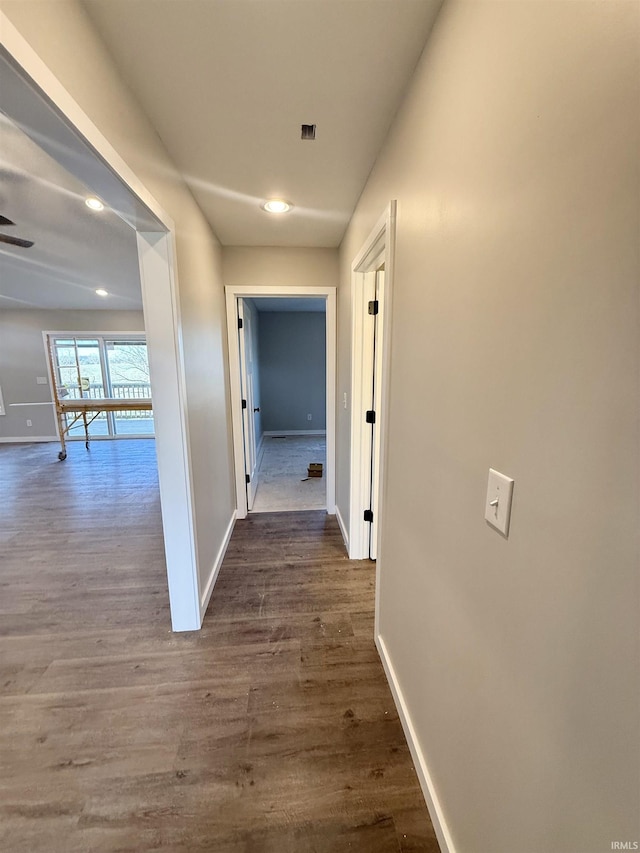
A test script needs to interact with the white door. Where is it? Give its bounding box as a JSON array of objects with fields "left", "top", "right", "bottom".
[
  {"left": 369, "top": 269, "right": 385, "bottom": 559},
  {"left": 238, "top": 298, "right": 259, "bottom": 509},
  {"left": 362, "top": 269, "right": 384, "bottom": 559}
]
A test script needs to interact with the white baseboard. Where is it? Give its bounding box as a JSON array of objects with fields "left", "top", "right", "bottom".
[
  {"left": 376, "top": 633, "right": 456, "bottom": 853},
  {"left": 199, "top": 510, "right": 237, "bottom": 621},
  {"left": 0, "top": 436, "right": 58, "bottom": 443},
  {"left": 335, "top": 503, "right": 349, "bottom": 552},
  {"left": 263, "top": 430, "right": 327, "bottom": 436}
]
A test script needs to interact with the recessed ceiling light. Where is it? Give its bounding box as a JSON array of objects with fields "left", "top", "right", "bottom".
[
  {"left": 95, "top": 288, "right": 108, "bottom": 297},
  {"left": 85, "top": 197, "right": 104, "bottom": 211},
  {"left": 262, "top": 199, "right": 292, "bottom": 214}
]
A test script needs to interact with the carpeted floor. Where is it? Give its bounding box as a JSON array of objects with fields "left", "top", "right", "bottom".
[{"left": 251, "top": 435, "right": 326, "bottom": 512}]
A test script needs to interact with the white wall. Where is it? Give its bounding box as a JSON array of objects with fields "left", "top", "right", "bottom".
[
  {"left": 0, "top": 309, "right": 144, "bottom": 439},
  {"left": 1, "top": 0, "right": 236, "bottom": 617},
  {"left": 337, "top": 2, "right": 639, "bottom": 851},
  {"left": 222, "top": 246, "right": 338, "bottom": 289}
]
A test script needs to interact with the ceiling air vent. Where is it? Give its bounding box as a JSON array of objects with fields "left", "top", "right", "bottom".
[{"left": 301, "top": 124, "right": 316, "bottom": 141}]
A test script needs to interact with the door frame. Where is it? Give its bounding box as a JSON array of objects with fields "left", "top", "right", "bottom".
[
  {"left": 349, "top": 202, "right": 397, "bottom": 562},
  {"left": 1, "top": 16, "right": 202, "bottom": 631},
  {"left": 225, "top": 285, "right": 336, "bottom": 518}
]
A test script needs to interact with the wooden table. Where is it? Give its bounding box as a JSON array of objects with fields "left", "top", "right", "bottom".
[{"left": 55, "top": 398, "right": 153, "bottom": 460}]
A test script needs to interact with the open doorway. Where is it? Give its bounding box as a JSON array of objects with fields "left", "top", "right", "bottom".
[
  {"left": 225, "top": 286, "right": 336, "bottom": 518},
  {"left": 241, "top": 297, "right": 326, "bottom": 513},
  {"left": 0, "top": 109, "right": 153, "bottom": 454},
  {"left": 1, "top": 33, "right": 202, "bottom": 630}
]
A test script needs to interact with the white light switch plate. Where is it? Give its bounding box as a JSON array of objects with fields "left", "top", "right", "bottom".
[
  {"left": 36, "top": 376, "right": 48, "bottom": 385},
  {"left": 485, "top": 468, "right": 514, "bottom": 537}
]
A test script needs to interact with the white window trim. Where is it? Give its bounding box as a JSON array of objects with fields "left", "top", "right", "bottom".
[{"left": 44, "top": 331, "right": 152, "bottom": 439}]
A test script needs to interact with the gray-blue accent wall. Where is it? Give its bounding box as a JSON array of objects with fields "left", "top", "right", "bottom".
[{"left": 257, "top": 312, "right": 326, "bottom": 432}]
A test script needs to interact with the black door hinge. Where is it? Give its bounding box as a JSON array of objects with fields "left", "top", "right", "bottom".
[
  {"left": 364, "top": 509, "right": 374, "bottom": 522},
  {"left": 368, "top": 300, "right": 379, "bottom": 315},
  {"left": 238, "top": 317, "right": 243, "bottom": 329},
  {"left": 365, "top": 410, "right": 376, "bottom": 424},
  {"left": 246, "top": 474, "right": 250, "bottom": 484},
  {"left": 242, "top": 399, "right": 247, "bottom": 409}
]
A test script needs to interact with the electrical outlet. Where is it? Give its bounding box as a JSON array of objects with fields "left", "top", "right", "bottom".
[
  {"left": 307, "top": 413, "right": 312, "bottom": 421},
  {"left": 26, "top": 419, "right": 33, "bottom": 427},
  {"left": 36, "top": 376, "right": 48, "bottom": 385}
]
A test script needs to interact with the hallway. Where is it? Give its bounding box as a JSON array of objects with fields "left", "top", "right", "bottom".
[{"left": 0, "top": 441, "right": 436, "bottom": 852}]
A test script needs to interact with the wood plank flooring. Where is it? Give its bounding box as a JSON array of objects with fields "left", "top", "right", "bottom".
[{"left": 0, "top": 440, "right": 437, "bottom": 852}]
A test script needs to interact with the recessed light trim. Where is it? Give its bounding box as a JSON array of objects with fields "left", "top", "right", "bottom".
[
  {"left": 262, "top": 199, "right": 292, "bottom": 214},
  {"left": 95, "top": 288, "right": 108, "bottom": 297},
  {"left": 85, "top": 197, "right": 104, "bottom": 211}
]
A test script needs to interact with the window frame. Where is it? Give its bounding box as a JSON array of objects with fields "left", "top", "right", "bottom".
[{"left": 43, "top": 331, "right": 153, "bottom": 439}]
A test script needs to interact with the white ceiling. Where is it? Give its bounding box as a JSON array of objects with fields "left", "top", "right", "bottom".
[
  {"left": 0, "top": 114, "right": 143, "bottom": 311},
  {"left": 0, "top": 1, "right": 442, "bottom": 312},
  {"left": 83, "top": 0, "right": 442, "bottom": 247}
]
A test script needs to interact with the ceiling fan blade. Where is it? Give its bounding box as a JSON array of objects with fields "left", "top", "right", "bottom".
[
  {"left": 0, "top": 233, "right": 34, "bottom": 248},
  {"left": 0, "top": 215, "right": 16, "bottom": 226}
]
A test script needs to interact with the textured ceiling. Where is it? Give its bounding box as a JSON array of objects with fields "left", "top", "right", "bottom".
[
  {"left": 83, "top": 0, "right": 442, "bottom": 247},
  {"left": 0, "top": 115, "right": 143, "bottom": 311}
]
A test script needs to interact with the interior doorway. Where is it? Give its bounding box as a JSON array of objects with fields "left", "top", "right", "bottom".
[
  {"left": 225, "top": 286, "right": 336, "bottom": 518},
  {"left": 1, "top": 26, "right": 202, "bottom": 631},
  {"left": 242, "top": 297, "right": 326, "bottom": 513}
]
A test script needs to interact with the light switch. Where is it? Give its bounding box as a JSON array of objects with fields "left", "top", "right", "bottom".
[
  {"left": 484, "top": 468, "right": 514, "bottom": 537},
  {"left": 36, "top": 376, "right": 48, "bottom": 385}
]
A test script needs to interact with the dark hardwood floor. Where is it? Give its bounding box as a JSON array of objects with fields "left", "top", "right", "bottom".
[{"left": 0, "top": 440, "right": 437, "bottom": 852}]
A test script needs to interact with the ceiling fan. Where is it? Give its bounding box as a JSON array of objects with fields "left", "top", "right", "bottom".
[{"left": 0, "top": 215, "right": 34, "bottom": 248}]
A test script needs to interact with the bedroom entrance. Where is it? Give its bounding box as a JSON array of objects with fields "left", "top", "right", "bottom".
[{"left": 225, "top": 286, "right": 336, "bottom": 518}]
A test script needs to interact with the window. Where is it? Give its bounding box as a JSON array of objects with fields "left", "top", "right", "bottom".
[{"left": 49, "top": 334, "right": 154, "bottom": 438}]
